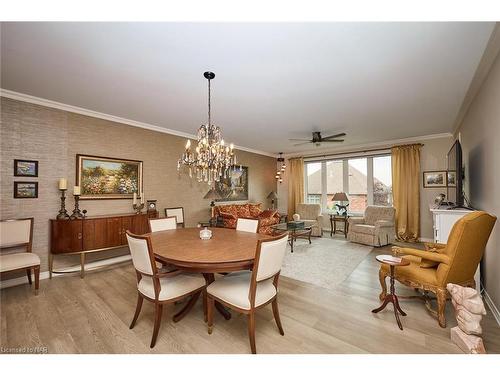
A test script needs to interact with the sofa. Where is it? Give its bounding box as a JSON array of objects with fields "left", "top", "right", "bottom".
[
  {"left": 347, "top": 205, "right": 395, "bottom": 247},
  {"left": 292, "top": 203, "right": 323, "bottom": 237},
  {"left": 213, "top": 203, "right": 280, "bottom": 235}
]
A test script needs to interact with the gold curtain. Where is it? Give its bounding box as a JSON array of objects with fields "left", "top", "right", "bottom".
[
  {"left": 391, "top": 144, "right": 422, "bottom": 242},
  {"left": 287, "top": 157, "right": 304, "bottom": 218}
]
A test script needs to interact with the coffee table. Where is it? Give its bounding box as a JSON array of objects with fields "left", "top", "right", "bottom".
[
  {"left": 271, "top": 222, "right": 312, "bottom": 253},
  {"left": 371, "top": 254, "right": 410, "bottom": 330}
]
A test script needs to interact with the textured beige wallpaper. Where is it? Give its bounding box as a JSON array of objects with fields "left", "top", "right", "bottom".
[{"left": 0, "top": 97, "right": 277, "bottom": 274}]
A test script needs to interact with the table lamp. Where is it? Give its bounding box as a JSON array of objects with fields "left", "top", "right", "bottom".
[
  {"left": 204, "top": 188, "right": 223, "bottom": 218},
  {"left": 267, "top": 191, "right": 278, "bottom": 209},
  {"left": 332, "top": 192, "right": 349, "bottom": 216}
]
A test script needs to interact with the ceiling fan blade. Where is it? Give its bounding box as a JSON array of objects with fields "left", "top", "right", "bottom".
[
  {"left": 321, "top": 139, "right": 345, "bottom": 142},
  {"left": 322, "top": 132, "right": 347, "bottom": 140},
  {"left": 293, "top": 141, "right": 313, "bottom": 146},
  {"left": 288, "top": 138, "right": 311, "bottom": 141}
]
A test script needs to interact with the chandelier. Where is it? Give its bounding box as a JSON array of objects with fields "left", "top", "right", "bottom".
[
  {"left": 275, "top": 152, "right": 286, "bottom": 183},
  {"left": 177, "top": 72, "right": 236, "bottom": 186}
]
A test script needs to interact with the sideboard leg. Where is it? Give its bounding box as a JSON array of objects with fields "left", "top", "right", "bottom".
[
  {"left": 49, "top": 253, "right": 53, "bottom": 279},
  {"left": 80, "top": 253, "right": 85, "bottom": 279}
]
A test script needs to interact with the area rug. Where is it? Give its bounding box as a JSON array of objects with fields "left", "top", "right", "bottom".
[{"left": 281, "top": 237, "right": 373, "bottom": 290}]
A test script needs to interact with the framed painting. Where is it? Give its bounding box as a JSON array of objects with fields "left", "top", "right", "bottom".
[
  {"left": 76, "top": 154, "right": 143, "bottom": 200},
  {"left": 14, "top": 159, "right": 38, "bottom": 177},
  {"left": 215, "top": 166, "right": 248, "bottom": 201},
  {"left": 14, "top": 181, "right": 38, "bottom": 198},
  {"left": 423, "top": 171, "right": 447, "bottom": 188}
]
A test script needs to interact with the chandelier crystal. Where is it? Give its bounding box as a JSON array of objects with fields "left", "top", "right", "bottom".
[{"left": 177, "top": 72, "right": 236, "bottom": 186}]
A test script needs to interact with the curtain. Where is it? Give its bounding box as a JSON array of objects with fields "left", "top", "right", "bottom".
[
  {"left": 287, "top": 157, "right": 304, "bottom": 218},
  {"left": 391, "top": 144, "right": 422, "bottom": 242}
]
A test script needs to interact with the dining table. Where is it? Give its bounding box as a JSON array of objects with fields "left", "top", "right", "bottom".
[{"left": 150, "top": 227, "right": 270, "bottom": 320}]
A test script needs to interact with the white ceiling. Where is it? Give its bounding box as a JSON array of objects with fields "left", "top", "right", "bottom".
[{"left": 1, "top": 22, "right": 495, "bottom": 154}]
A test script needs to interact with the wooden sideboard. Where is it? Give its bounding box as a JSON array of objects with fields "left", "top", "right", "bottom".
[{"left": 49, "top": 211, "right": 157, "bottom": 278}]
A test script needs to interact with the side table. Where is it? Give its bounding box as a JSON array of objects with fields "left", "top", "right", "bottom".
[
  {"left": 330, "top": 214, "right": 349, "bottom": 238},
  {"left": 371, "top": 254, "right": 410, "bottom": 330}
]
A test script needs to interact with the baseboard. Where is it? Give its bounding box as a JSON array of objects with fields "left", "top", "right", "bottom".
[
  {"left": 483, "top": 288, "right": 500, "bottom": 327},
  {"left": 0, "top": 254, "right": 132, "bottom": 290}
]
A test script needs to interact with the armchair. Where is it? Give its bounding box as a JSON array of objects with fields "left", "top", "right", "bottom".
[
  {"left": 347, "top": 206, "right": 395, "bottom": 247},
  {"left": 378, "top": 211, "right": 496, "bottom": 328},
  {"left": 292, "top": 203, "right": 323, "bottom": 237}
]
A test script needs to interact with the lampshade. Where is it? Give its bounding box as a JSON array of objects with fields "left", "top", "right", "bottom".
[
  {"left": 332, "top": 192, "right": 348, "bottom": 201},
  {"left": 204, "top": 188, "right": 222, "bottom": 200},
  {"left": 267, "top": 191, "right": 278, "bottom": 199}
]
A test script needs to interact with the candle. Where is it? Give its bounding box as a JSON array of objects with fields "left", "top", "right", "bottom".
[
  {"left": 58, "top": 178, "right": 67, "bottom": 190},
  {"left": 140, "top": 191, "right": 144, "bottom": 204},
  {"left": 133, "top": 192, "right": 137, "bottom": 205},
  {"left": 73, "top": 186, "right": 81, "bottom": 196},
  {"left": 186, "top": 139, "right": 191, "bottom": 149}
]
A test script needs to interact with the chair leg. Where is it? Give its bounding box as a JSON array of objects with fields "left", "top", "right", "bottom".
[
  {"left": 207, "top": 296, "right": 214, "bottom": 334},
  {"left": 247, "top": 312, "right": 257, "bottom": 354},
  {"left": 436, "top": 288, "right": 447, "bottom": 328},
  {"left": 271, "top": 299, "right": 284, "bottom": 336},
  {"left": 26, "top": 268, "right": 32, "bottom": 285},
  {"left": 34, "top": 266, "right": 40, "bottom": 294},
  {"left": 130, "top": 294, "right": 144, "bottom": 329},
  {"left": 378, "top": 268, "right": 387, "bottom": 301},
  {"left": 150, "top": 303, "right": 163, "bottom": 348},
  {"left": 203, "top": 290, "right": 208, "bottom": 323}
]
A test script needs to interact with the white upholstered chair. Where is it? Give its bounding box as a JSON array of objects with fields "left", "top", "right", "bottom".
[
  {"left": 206, "top": 233, "right": 288, "bottom": 354},
  {"left": 165, "top": 207, "right": 185, "bottom": 228},
  {"left": 236, "top": 218, "right": 260, "bottom": 233},
  {"left": 126, "top": 231, "right": 206, "bottom": 348},
  {"left": 0, "top": 218, "right": 40, "bottom": 293},
  {"left": 149, "top": 217, "right": 177, "bottom": 232},
  {"left": 292, "top": 203, "right": 323, "bottom": 236},
  {"left": 347, "top": 205, "right": 396, "bottom": 247}
]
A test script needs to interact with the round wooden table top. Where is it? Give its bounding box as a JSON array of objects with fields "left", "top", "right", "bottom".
[
  {"left": 150, "top": 227, "right": 270, "bottom": 272},
  {"left": 375, "top": 254, "right": 410, "bottom": 266}
]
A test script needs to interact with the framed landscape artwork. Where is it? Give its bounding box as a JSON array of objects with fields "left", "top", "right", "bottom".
[
  {"left": 76, "top": 154, "right": 143, "bottom": 200},
  {"left": 14, "top": 159, "right": 38, "bottom": 177},
  {"left": 423, "top": 170, "right": 447, "bottom": 188},
  {"left": 14, "top": 181, "right": 38, "bottom": 198},
  {"left": 215, "top": 166, "right": 248, "bottom": 201}
]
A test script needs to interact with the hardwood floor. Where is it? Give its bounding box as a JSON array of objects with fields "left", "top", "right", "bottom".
[{"left": 1, "top": 242, "right": 499, "bottom": 354}]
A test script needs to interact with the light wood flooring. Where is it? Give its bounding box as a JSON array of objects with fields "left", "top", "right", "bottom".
[{"left": 1, "top": 242, "right": 499, "bottom": 354}]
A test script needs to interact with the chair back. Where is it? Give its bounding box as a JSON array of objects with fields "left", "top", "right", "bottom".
[
  {"left": 149, "top": 217, "right": 177, "bottom": 232},
  {"left": 436, "top": 211, "right": 496, "bottom": 285},
  {"left": 364, "top": 206, "right": 395, "bottom": 225},
  {"left": 0, "top": 218, "right": 33, "bottom": 250},
  {"left": 296, "top": 204, "right": 321, "bottom": 219},
  {"left": 126, "top": 232, "right": 156, "bottom": 276},
  {"left": 165, "top": 207, "right": 184, "bottom": 226},
  {"left": 253, "top": 233, "right": 288, "bottom": 282},
  {"left": 236, "top": 218, "right": 259, "bottom": 233}
]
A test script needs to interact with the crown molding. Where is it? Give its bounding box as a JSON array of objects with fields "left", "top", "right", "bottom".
[
  {"left": 0, "top": 89, "right": 277, "bottom": 158},
  {"left": 283, "top": 132, "right": 453, "bottom": 158}
]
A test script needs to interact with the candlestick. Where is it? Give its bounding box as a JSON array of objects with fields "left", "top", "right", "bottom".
[
  {"left": 133, "top": 202, "right": 144, "bottom": 214},
  {"left": 56, "top": 189, "right": 70, "bottom": 220},
  {"left": 70, "top": 194, "right": 84, "bottom": 220}
]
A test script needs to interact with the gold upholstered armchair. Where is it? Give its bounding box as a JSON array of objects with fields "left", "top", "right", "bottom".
[{"left": 378, "top": 211, "right": 496, "bottom": 328}]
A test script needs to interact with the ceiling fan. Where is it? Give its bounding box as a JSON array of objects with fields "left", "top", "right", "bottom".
[{"left": 289, "top": 131, "right": 346, "bottom": 146}]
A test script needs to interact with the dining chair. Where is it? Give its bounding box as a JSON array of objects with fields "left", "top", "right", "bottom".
[
  {"left": 0, "top": 217, "right": 40, "bottom": 294},
  {"left": 206, "top": 232, "right": 288, "bottom": 354},
  {"left": 236, "top": 218, "right": 260, "bottom": 233},
  {"left": 165, "top": 207, "right": 185, "bottom": 228},
  {"left": 126, "top": 231, "right": 206, "bottom": 348},
  {"left": 149, "top": 216, "right": 177, "bottom": 232}
]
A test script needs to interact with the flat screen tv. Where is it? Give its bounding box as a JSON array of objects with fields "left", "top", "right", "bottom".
[{"left": 447, "top": 140, "right": 464, "bottom": 208}]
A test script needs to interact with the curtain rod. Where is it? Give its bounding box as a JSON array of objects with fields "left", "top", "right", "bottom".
[{"left": 289, "top": 143, "right": 424, "bottom": 161}]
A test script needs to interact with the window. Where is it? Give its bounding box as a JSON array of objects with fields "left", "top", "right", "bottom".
[
  {"left": 373, "top": 155, "right": 393, "bottom": 206},
  {"left": 304, "top": 153, "right": 392, "bottom": 214},
  {"left": 305, "top": 162, "right": 321, "bottom": 204}
]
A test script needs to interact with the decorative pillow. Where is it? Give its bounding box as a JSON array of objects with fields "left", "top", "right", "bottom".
[
  {"left": 219, "top": 212, "right": 237, "bottom": 229},
  {"left": 235, "top": 204, "right": 251, "bottom": 218},
  {"left": 259, "top": 209, "right": 277, "bottom": 219},
  {"left": 248, "top": 203, "right": 262, "bottom": 218}
]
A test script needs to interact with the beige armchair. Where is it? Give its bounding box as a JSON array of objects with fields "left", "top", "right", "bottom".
[
  {"left": 347, "top": 206, "right": 395, "bottom": 246},
  {"left": 292, "top": 203, "right": 323, "bottom": 236}
]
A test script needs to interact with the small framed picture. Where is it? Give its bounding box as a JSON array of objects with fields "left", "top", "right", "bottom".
[
  {"left": 14, "top": 159, "right": 38, "bottom": 177},
  {"left": 447, "top": 171, "right": 457, "bottom": 187},
  {"left": 423, "top": 171, "right": 447, "bottom": 188},
  {"left": 14, "top": 181, "right": 38, "bottom": 198}
]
